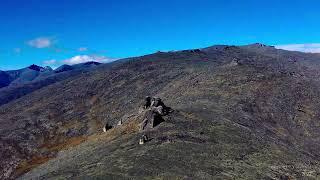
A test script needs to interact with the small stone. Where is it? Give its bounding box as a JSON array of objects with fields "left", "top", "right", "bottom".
[
  {"left": 139, "top": 135, "right": 148, "bottom": 145},
  {"left": 139, "top": 138, "right": 144, "bottom": 145},
  {"left": 102, "top": 123, "right": 112, "bottom": 133}
]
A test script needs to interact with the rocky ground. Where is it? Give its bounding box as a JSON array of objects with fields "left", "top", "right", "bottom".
[{"left": 2, "top": 44, "right": 320, "bottom": 179}]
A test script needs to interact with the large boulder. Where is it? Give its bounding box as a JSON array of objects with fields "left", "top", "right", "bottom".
[{"left": 140, "top": 97, "right": 172, "bottom": 131}]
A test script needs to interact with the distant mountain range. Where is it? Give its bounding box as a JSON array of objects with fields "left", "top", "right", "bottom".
[
  {"left": 0, "top": 62, "right": 102, "bottom": 89},
  {"left": 0, "top": 62, "right": 105, "bottom": 106}
]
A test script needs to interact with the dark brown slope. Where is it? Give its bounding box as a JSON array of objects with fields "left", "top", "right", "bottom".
[{"left": 2, "top": 45, "right": 320, "bottom": 179}]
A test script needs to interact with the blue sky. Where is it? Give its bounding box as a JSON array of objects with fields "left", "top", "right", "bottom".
[{"left": 1, "top": 0, "right": 320, "bottom": 70}]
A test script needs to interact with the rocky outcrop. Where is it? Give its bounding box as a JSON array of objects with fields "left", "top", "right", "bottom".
[{"left": 140, "top": 97, "right": 172, "bottom": 131}]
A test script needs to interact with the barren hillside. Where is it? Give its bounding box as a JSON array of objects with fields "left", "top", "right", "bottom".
[{"left": 2, "top": 44, "right": 320, "bottom": 179}]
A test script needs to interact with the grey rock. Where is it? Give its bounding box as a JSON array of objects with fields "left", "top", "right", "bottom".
[{"left": 140, "top": 97, "right": 172, "bottom": 131}]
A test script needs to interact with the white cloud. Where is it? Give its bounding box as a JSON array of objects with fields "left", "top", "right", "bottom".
[
  {"left": 63, "top": 55, "right": 116, "bottom": 65},
  {"left": 78, "top": 47, "right": 88, "bottom": 52},
  {"left": 43, "top": 59, "right": 57, "bottom": 65},
  {"left": 27, "top": 37, "right": 53, "bottom": 48},
  {"left": 275, "top": 43, "right": 320, "bottom": 53}
]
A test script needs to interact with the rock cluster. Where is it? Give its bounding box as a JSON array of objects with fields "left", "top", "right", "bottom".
[
  {"left": 182, "top": 49, "right": 201, "bottom": 53},
  {"left": 140, "top": 97, "right": 172, "bottom": 131}
]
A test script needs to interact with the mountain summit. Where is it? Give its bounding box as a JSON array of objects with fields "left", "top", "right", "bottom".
[{"left": 27, "top": 64, "right": 47, "bottom": 71}]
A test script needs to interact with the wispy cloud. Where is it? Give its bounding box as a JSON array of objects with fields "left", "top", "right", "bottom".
[
  {"left": 13, "top": 48, "right": 21, "bottom": 54},
  {"left": 275, "top": 43, "right": 320, "bottom": 53},
  {"left": 42, "top": 55, "right": 117, "bottom": 67},
  {"left": 78, "top": 47, "right": 88, "bottom": 52},
  {"left": 27, "top": 37, "right": 53, "bottom": 48},
  {"left": 63, "top": 55, "right": 116, "bottom": 65},
  {"left": 43, "top": 59, "right": 57, "bottom": 65}
]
